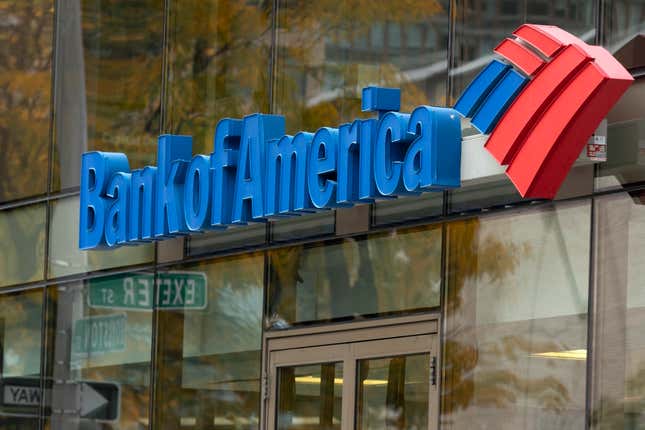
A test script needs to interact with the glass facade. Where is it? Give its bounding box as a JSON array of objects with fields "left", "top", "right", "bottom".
[
  {"left": 154, "top": 254, "right": 265, "bottom": 428},
  {"left": 0, "top": 0, "right": 643, "bottom": 429},
  {"left": 591, "top": 190, "right": 645, "bottom": 427},
  {"left": 267, "top": 225, "right": 442, "bottom": 327},
  {"left": 44, "top": 275, "right": 154, "bottom": 428},
  {"left": 52, "top": 0, "right": 163, "bottom": 192},
  {"left": 0, "top": 1, "right": 53, "bottom": 204},
  {"left": 442, "top": 201, "right": 591, "bottom": 428}
]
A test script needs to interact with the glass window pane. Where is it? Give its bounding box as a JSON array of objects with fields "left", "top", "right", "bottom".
[
  {"left": 406, "top": 24, "right": 423, "bottom": 49},
  {"left": 595, "top": 79, "right": 645, "bottom": 191},
  {"left": 277, "top": 362, "right": 343, "bottom": 430},
  {"left": 163, "top": 0, "right": 271, "bottom": 154},
  {"left": 267, "top": 225, "right": 441, "bottom": 328},
  {"left": 275, "top": 0, "right": 449, "bottom": 135},
  {"left": 45, "top": 275, "right": 153, "bottom": 427},
  {"left": 0, "top": 204, "right": 46, "bottom": 288},
  {"left": 592, "top": 190, "right": 645, "bottom": 427},
  {"left": 0, "top": 1, "right": 53, "bottom": 203},
  {"left": 153, "top": 253, "right": 265, "bottom": 429},
  {"left": 356, "top": 354, "right": 430, "bottom": 430},
  {"left": 442, "top": 200, "right": 591, "bottom": 429},
  {"left": 602, "top": 0, "right": 645, "bottom": 54},
  {"left": 48, "top": 196, "right": 153, "bottom": 278},
  {"left": 52, "top": 0, "right": 163, "bottom": 192},
  {"left": 0, "top": 288, "right": 43, "bottom": 429}
]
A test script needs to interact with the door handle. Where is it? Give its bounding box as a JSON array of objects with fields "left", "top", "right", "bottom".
[{"left": 430, "top": 356, "right": 437, "bottom": 386}]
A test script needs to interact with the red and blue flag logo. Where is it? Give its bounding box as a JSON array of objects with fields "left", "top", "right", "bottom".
[{"left": 454, "top": 24, "right": 633, "bottom": 199}]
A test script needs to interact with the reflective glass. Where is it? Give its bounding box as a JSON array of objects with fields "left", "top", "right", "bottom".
[
  {"left": 153, "top": 253, "right": 265, "bottom": 428},
  {"left": 44, "top": 275, "right": 153, "bottom": 428},
  {"left": 163, "top": 0, "right": 271, "bottom": 154},
  {"left": 277, "top": 363, "right": 343, "bottom": 430},
  {"left": 596, "top": 78, "right": 645, "bottom": 191},
  {"left": 48, "top": 196, "right": 153, "bottom": 278},
  {"left": 274, "top": 0, "right": 449, "bottom": 134},
  {"left": 0, "top": 204, "right": 46, "bottom": 288},
  {"left": 0, "top": 288, "right": 43, "bottom": 429},
  {"left": 0, "top": 0, "right": 53, "bottom": 203},
  {"left": 267, "top": 225, "right": 441, "bottom": 328},
  {"left": 442, "top": 200, "right": 591, "bottom": 429},
  {"left": 356, "top": 354, "right": 430, "bottom": 430},
  {"left": 591, "top": 190, "right": 645, "bottom": 427},
  {"left": 52, "top": 0, "right": 163, "bottom": 192}
]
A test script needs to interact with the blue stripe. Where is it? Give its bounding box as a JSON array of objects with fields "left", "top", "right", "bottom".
[
  {"left": 471, "top": 68, "right": 527, "bottom": 134},
  {"left": 453, "top": 60, "right": 510, "bottom": 118}
]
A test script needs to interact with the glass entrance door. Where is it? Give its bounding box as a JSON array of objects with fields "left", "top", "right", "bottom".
[{"left": 263, "top": 315, "right": 439, "bottom": 430}]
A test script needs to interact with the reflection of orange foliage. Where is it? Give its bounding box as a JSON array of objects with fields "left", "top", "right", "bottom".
[
  {"left": 442, "top": 339, "right": 477, "bottom": 414},
  {"left": 0, "top": 1, "right": 52, "bottom": 202},
  {"left": 51, "top": 0, "right": 163, "bottom": 191},
  {"left": 443, "top": 216, "right": 575, "bottom": 420}
]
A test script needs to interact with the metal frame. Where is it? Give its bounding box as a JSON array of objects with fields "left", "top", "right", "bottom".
[{"left": 261, "top": 312, "right": 441, "bottom": 430}]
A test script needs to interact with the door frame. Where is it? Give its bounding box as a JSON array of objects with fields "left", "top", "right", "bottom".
[{"left": 260, "top": 312, "right": 441, "bottom": 430}]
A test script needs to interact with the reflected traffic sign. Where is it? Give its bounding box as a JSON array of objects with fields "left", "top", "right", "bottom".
[
  {"left": 72, "top": 313, "right": 126, "bottom": 355},
  {"left": 88, "top": 272, "right": 207, "bottom": 311},
  {"left": 0, "top": 377, "right": 120, "bottom": 421},
  {"left": 0, "top": 377, "right": 42, "bottom": 410},
  {"left": 79, "top": 381, "right": 120, "bottom": 421}
]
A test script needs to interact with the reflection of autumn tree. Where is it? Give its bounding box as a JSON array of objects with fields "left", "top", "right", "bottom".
[
  {"left": 0, "top": 1, "right": 51, "bottom": 286},
  {"left": 52, "top": 0, "right": 163, "bottom": 191},
  {"left": 0, "top": 0, "right": 52, "bottom": 203},
  {"left": 443, "top": 217, "right": 574, "bottom": 423},
  {"left": 165, "top": 0, "right": 447, "bottom": 155},
  {"left": 165, "top": 0, "right": 272, "bottom": 155}
]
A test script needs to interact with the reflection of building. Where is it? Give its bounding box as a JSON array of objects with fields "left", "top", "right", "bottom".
[
  {"left": 274, "top": 2, "right": 451, "bottom": 128},
  {"left": 0, "top": 1, "right": 645, "bottom": 429}
]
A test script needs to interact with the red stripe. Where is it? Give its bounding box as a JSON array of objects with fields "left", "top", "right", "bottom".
[
  {"left": 505, "top": 62, "right": 632, "bottom": 198},
  {"left": 494, "top": 38, "right": 545, "bottom": 75},
  {"left": 485, "top": 45, "right": 591, "bottom": 165},
  {"left": 513, "top": 24, "right": 564, "bottom": 57}
]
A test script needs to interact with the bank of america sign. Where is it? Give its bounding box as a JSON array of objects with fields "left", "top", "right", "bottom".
[{"left": 79, "top": 24, "right": 632, "bottom": 250}]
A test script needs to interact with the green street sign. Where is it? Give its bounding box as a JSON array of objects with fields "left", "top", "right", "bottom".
[
  {"left": 88, "top": 272, "right": 208, "bottom": 311},
  {"left": 72, "top": 314, "right": 126, "bottom": 355}
]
